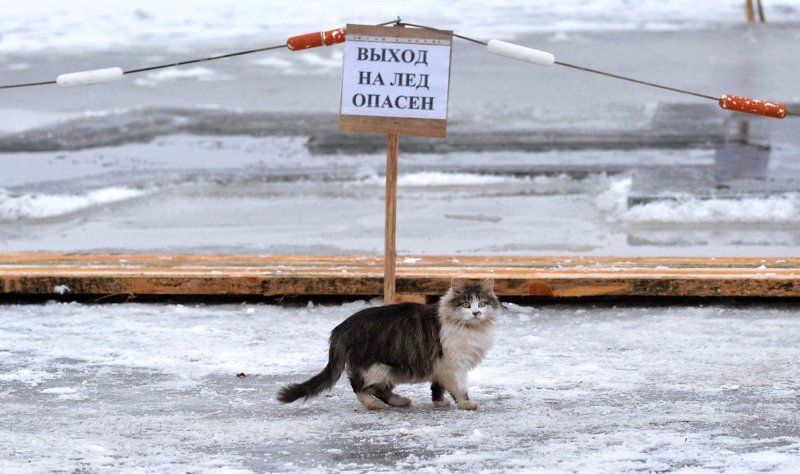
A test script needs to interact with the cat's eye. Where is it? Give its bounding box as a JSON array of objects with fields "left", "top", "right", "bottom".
[
  {"left": 478, "top": 301, "right": 486, "bottom": 307},
  {"left": 462, "top": 302, "right": 470, "bottom": 308}
]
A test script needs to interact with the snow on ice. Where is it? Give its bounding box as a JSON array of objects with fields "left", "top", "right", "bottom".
[
  {"left": 0, "top": 186, "right": 148, "bottom": 220},
  {"left": 1, "top": 301, "right": 799, "bottom": 472}
]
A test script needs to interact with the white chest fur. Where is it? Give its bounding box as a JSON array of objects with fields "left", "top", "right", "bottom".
[{"left": 438, "top": 323, "right": 494, "bottom": 372}]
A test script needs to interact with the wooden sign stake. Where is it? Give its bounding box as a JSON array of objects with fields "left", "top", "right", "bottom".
[
  {"left": 384, "top": 133, "right": 399, "bottom": 303},
  {"left": 338, "top": 23, "right": 453, "bottom": 304}
]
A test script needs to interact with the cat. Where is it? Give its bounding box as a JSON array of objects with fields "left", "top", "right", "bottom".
[{"left": 277, "top": 278, "right": 501, "bottom": 410}]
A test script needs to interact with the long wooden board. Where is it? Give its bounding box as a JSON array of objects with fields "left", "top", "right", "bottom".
[{"left": 0, "top": 253, "right": 799, "bottom": 299}]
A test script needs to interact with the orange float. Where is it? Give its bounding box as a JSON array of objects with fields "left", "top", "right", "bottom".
[
  {"left": 718, "top": 94, "right": 788, "bottom": 119},
  {"left": 286, "top": 27, "right": 346, "bottom": 51}
]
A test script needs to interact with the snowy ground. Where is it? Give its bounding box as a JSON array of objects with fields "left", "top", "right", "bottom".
[{"left": 1, "top": 300, "right": 800, "bottom": 472}]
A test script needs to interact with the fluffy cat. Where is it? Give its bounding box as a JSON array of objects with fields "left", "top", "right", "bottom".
[{"left": 278, "top": 278, "right": 501, "bottom": 410}]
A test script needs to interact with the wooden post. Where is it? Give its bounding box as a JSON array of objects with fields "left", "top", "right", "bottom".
[
  {"left": 745, "top": 0, "right": 756, "bottom": 23},
  {"left": 384, "top": 133, "right": 399, "bottom": 304},
  {"left": 338, "top": 24, "right": 453, "bottom": 304}
]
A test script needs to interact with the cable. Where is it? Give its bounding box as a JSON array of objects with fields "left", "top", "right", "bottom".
[
  {"left": 0, "top": 45, "right": 287, "bottom": 90},
  {"left": 0, "top": 79, "right": 57, "bottom": 90},
  {"left": 403, "top": 21, "right": 722, "bottom": 102},
  {"left": 0, "top": 19, "right": 400, "bottom": 90},
  {"left": 399, "top": 21, "right": 488, "bottom": 46},
  {"left": 124, "top": 44, "right": 286, "bottom": 75},
  {"left": 405, "top": 21, "right": 796, "bottom": 118},
  {"left": 553, "top": 61, "right": 718, "bottom": 101},
  {"left": 0, "top": 18, "right": 796, "bottom": 118}
]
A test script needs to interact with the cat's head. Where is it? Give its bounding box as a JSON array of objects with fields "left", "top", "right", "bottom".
[{"left": 440, "top": 278, "right": 502, "bottom": 327}]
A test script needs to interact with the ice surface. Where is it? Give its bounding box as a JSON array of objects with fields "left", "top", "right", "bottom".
[
  {"left": 0, "top": 134, "right": 796, "bottom": 256},
  {"left": 2, "top": 1, "right": 800, "bottom": 53},
  {"left": 597, "top": 176, "right": 800, "bottom": 224},
  {"left": 0, "top": 186, "right": 148, "bottom": 220},
  {"left": 624, "top": 193, "right": 800, "bottom": 224},
  {"left": 132, "top": 66, "right": 232, "bottom": 88},
  {"left": 1, "top": 301, "right": 799, "bottom": 472}
]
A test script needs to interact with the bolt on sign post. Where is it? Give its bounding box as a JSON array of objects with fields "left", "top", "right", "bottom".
[{"left": 339, "top": 24, "right": 453, "bottom": 304}]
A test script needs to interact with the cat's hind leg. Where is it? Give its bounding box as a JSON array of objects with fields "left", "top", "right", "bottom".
[
  {"left": 373, "top": 384, "right": 411, "bottom": 407},
  {"left": 431, "top": 381, "right": 451, "bottom": 407},
  {"left": 348, "top": 368, "right": 385, "bottom": 410}
]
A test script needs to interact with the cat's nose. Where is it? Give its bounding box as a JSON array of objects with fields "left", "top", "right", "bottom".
[{"left": 472, "top": 311, "right": 481, "bottom": 316}]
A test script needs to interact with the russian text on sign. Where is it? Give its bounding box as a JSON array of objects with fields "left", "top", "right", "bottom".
[{"left": 340, "top": 28, "right": 451, "bottom": 121}]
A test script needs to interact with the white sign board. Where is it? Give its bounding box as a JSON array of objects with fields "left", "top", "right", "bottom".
[{"left": 339, "top": 24, "right": 452, "bottom": 138}]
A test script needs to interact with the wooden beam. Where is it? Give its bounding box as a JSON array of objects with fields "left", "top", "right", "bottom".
[{"left": 0, "top": 253, "right": 799, "bottom": 299}]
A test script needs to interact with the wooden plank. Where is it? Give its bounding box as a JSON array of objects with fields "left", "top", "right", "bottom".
[
  {"left": 0, "top": 253, "right": 799, "bottom": 299},
  {"left": 348, "top": 23, "right": 453, "bottom": 42},
  {"left": 339, "top": 114, "right": 447, "bottom": 138}
]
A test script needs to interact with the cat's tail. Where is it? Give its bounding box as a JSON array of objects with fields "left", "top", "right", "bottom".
[{"left": 277, "top": 335, "right": 347, "bottom": 403}]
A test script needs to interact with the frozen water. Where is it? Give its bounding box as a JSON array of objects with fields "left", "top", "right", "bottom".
[
  {"left": 2, "top": 1, "right": 800, "bottom": 53},
  {"left": 132, "top": 66, "right": 232, "bottom": 88},
  {"left": 0, "top": 134, "right": 797, "bottom": 256},
  {"left": 1, "top": 301, "right": 799, "bottom": 472},
  {"left": 0, "top": 186, "right": 147, "bottom": 220}
]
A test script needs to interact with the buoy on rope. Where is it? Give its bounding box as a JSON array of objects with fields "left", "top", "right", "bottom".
[
  {"left": 486, "top": 39, "right": 555, "bottom": 67},
  {"left": 56, "top": 67, "right": 124, "bottom": 88},
  {"left": 286, "top": 27, "right": 346, "bottom": 51},
  {"left": 719, "top": 94, "right": 788, "bottom": 119}
]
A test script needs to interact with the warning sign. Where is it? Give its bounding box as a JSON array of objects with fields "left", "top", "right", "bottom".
[{"left": 339, "top": 24, "right": 452, "bottom": 138}]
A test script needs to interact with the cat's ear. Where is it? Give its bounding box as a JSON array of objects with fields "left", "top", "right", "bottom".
[
  {"left": 480, "top": 278, "right": 495, "bottom": 294},
  {"left": 451, "top": 278, "right": 465, "bottom": 292}
]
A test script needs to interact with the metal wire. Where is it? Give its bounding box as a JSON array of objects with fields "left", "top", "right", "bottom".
[
  {"left": 0, "top": 79, "right": 57, "bottom": 90},
  {"left": 403, "top": 21, "right": 799, "bottom": 117},
  {"left": 0, "top": 18, "right": 796, "bottom": 119},
  {"left": 404, "top": 22, "right": 720, "bottom": 101},
  {"left": 0, "top": 45, "right": 288, "bottom": 89},
  {"left": 124, "top": 44, "right": 286, "bottom": 75},
  {"left": 399, "top": 21, "right": 489, "bottom": 46},
  {"left": 553, "top": 61, "right": 719, "bottom": 101},
  {"left": 0, "top": 19, "right": 400, "bottom": 89}
]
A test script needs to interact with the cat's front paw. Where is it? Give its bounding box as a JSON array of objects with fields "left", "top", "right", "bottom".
[
  {"left": 457, "top": 400, "right": 478, "bottom": 410},
  {"left": 433, "top": 399, "right": 451, "bottom": 408}
]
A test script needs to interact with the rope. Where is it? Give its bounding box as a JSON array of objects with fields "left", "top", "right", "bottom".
[
  {"left": 0, "top": 79, "right": 57, "bottom": 90},
  {"left": 0, "top": 19, "right": 400, "bottom": 90},
  {"left": 403, "top": 22, "right": 721, "bottom": 102},
  {"left": 552, "top": 62, "right": 718, "bottom": 101},
  {"left": 399, "top": 21, "right": 489, "bottom": 47},
  {"left": 403, "top": 21, "right": 797, "bottom": 118},
  {"left": 124, "top": 44, "right": 286, "bottom": 75},
  {"left": 0, "top": 18, "right": 796, "bottom": 118},
  {"left": 0, "top": 45, "right": 287, "bottom": 90}
]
